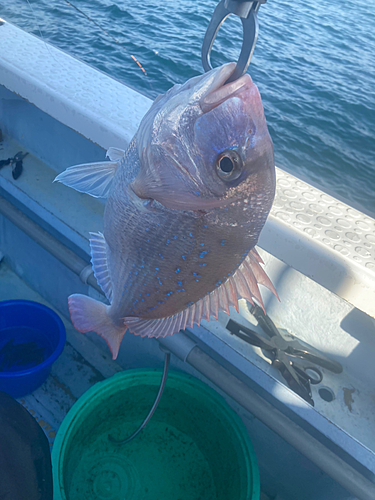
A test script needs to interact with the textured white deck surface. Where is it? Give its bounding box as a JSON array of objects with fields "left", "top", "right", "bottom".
[
  {"left": 0, "top": 19, "right": 374, "bottom": 317},
  {"left": 261, "top": 170, "right": 375, "bottom": 317}
]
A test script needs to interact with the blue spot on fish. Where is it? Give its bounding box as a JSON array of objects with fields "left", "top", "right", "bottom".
[
  {"left": 166, "top": 291, "right": 173, "bottom": 297},
  {"left": 182, "top": 255, "right": 186, "bottom": 260},
  {"left": 196, "top": 191, "right": 200, "bottom": 196},
  {"left": 155, "top": 267, "right": 159, "bottom": 271},
  {"left": 221, "top": 240, "right": 226, "bottom": 245},
  {"left": 193, "top": 272, "right": 201, "bottom": 277},
  {"left": 159, "top": 254, "right": 164, "bottom": 259},
  {"left": 199, "top": 251, "right": 208, "bottom": 258},
  {"left": 166, "top": 239, "right": 170, "bottom": 245},
  {"left": 175, "top": 268, "right": 181, "bottom": 273},
  {"left": 189, "top": 232, "right": 193, "bottom": 237},
  {"left": 200, "top": 243, "right": 204, "bottom": 247},
  {"left": 174, "top": 236, "right": 178, "bottom": 239},
  {"left": 215, "top": 281, "right": 222, "bottom": 287},
  {"left": 196, "top": 279, "right": 199, "bottom": 282},
  {"left": 203, "top": 225, "right": 208, "bottom": 228},
  {"left": 199, "top": 263, "right": 207, "bottom": 267},
  {"left": 177, "top": 281, "right": 183, "bottom": 286},
  {"left": 177, "top": 289, "right": 185, "bottom": 292}
]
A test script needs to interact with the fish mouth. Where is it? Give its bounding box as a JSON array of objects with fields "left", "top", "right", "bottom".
[{"left": 200, "top": 63, "right": 254, "bottom": 113}]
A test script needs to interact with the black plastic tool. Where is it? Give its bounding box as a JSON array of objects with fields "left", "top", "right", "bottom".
[
  {"left": 0, "top": 151, "right": 28, "bottom": 179},
  {"left": 11, "top": 151, "right": 29, "bottom": 180},
  {"left": 0, "top": 158, "right": 11, "bottom": 169}
]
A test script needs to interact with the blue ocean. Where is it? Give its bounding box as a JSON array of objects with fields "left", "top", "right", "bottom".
[{"left": 1, "top": 0, "right": 374, "bottom": 215}]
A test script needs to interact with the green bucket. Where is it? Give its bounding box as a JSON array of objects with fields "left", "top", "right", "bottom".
[{"left": 52, "top": 369, "right": 260, "bottom": 500}]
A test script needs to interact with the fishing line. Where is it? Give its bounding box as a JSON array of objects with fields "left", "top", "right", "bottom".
[
  {"left": 108, "top": 352, "right": 171, "bottom": 445},
  {"left": 25, "top": 0, "right": 55, "bottom": 59},
  {"left": 63, "top": 0, "right": 149, "bottom": 79}
]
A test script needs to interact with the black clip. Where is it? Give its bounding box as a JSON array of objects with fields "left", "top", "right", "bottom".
[
  {"left": 202, "top": 0, "right": 266, "bottom": 83},
  {"left": 0, "top": 151, "right": 29, "bottom": 180},
  {"left": 11, "top": 151, "right": 28, "bottom": 180},
  {"left": 0, "top": 158, "right": 11, "bottom": 169}
]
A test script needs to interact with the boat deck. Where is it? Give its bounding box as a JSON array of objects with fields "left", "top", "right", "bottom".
[
  {"left": 1, "top": 19, "right": 375, "bottom": 499},
  {"left": 0, "top": 262, "right": 123, "bottom": 447}
]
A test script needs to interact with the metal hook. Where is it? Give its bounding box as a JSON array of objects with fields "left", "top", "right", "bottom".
[{"left": 202, "top": 0, "right": 266, "bottom": 83}]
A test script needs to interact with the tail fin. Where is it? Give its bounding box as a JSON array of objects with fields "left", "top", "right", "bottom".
[{"left": 68, "top": 294, "right": 126, "bottom": 359}]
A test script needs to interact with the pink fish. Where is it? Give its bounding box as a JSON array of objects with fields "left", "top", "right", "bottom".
[{"left": 55, "top": 63, "right": 277, "bottom": 359}]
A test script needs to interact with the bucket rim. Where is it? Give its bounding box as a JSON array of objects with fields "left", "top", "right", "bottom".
[
  {"left": 52, "top": 368, "right": 260, "bottom": 500},
  {"left": 0, "top": 299, "right": 66, "bottom": 377}
]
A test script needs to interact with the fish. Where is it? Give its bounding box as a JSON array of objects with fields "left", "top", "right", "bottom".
[
  {"left": 55, "top": 62, "right": 277, "bottom": 359},
  {"left": 0, "top": 391, "right": 53, "bottom": 500}
]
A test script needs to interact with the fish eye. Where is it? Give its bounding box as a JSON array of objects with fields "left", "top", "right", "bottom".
[
  {"left": 219, "top": 156, "right": 234, "bottom": 173},
  {"left": 216, "top": 150, "right": 242, "bottom": 181}
]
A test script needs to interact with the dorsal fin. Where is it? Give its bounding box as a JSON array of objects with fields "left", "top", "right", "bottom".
[
  {"left": 125, "top": 248, "right": 278, "bottom": 339},
  {"left": 54, "top": 161, "right": 118, "bottom": 198},
  {"left": 89, "top": 232, "right": 113, "bottom": 301}
]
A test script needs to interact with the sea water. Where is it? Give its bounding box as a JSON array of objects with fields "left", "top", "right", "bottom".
[{"left": 1, "top": 0, "right": 374, "bottom": 215}]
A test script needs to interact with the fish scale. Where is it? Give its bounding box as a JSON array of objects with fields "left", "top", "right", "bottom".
[
  {"left": 56, "top": 63, "right": 277, "bottom": 359},
  {"left": 105, "top": 149, "right": 258, "bottom": 320}
]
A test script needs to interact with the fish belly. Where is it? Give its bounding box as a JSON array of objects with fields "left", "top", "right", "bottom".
[{"left": 104, "top": 189, "right": 258, "bottom": 322}]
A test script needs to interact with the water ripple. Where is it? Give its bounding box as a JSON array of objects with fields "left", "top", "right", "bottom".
[{"left": 1, "top": 0, "right": 374, "bottom": 215}]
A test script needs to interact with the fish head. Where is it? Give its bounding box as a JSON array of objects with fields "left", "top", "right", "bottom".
[{"left": 131, "top": 63, "right": 275, "bottom": 220}]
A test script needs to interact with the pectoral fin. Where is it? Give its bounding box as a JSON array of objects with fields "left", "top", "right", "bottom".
[
  {"left": 54, "top": 161, "right": 118, "bottom": 198},
  {"left": 106, "top": 147, "right": 125, "bottom": 161}
]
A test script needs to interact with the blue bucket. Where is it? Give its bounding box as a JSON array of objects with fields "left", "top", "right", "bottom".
[{"left": 0, "top": 300, "right": 66, "bottom": 398}]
